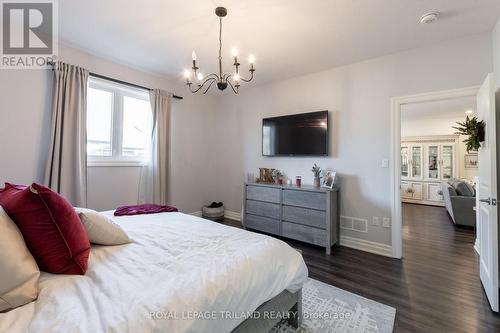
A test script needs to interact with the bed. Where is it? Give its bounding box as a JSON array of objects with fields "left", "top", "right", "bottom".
[{"left": 0, "top": 211, "right": 308, "bottom": 333}]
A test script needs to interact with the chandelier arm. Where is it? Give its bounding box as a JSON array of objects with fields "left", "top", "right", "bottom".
[
  {"left": 203, "top": 73, "right": 220, "bottom": 81},
  {"left": 240, "top": 70, "right": 254, "bottom": 83},
  {"left": 188, "top": 76, "right": 216, "bottom": 93},
  {"left": 227, "top": 79, "right": 239, "bottom": 94},
  {"left": 202, "top": 78, "right": 217, "bottom": 94}
]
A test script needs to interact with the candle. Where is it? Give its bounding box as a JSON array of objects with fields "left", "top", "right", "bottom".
[{"left": 191, "top": 51, "right": 197, "bottom": 61}]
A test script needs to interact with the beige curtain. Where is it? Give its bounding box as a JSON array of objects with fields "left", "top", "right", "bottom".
[
  {"left": 44, "top": 62, "right": 89, "bottom": 207},
  {"left": 139, "top": 89, "right": 173, "bottom": 205}
]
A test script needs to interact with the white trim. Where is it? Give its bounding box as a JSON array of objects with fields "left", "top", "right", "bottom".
[
  {"left": 474, "top": 238, "right": 480, "bottom": 255},
  {"left": 390, "top": 86, "right": 480, "bottom": 259},
  {"left": 87, "top": 160, "right": 146, "bottom": 167},
  {"left": 224, "top": 210, "right": 242, "bottom": 221},
  {"left": 339, "top": 235, "right": 393, "bottom": 257}
]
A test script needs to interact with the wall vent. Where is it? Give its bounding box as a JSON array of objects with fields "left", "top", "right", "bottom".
[{"left": 340, "top": 216, "right": 368, "bottom": 233}]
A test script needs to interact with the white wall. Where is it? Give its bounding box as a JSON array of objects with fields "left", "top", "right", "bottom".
[
  {"left": 211, "top": 33, "right": 492, "bottom": 246},
  {"left": 401, "top": 115, "right": 478, "bottom": 181},
  {"left": 0, "top": 43, "right": 218, "bottom": 213}
]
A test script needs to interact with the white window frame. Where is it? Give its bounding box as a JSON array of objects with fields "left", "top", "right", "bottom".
[{"left": 87, "top": 77, "right": 152, "bottom": 167}]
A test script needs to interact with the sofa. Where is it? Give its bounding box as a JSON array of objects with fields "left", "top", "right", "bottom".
[{"left": 441, "top": 178, "right": 476, "bottom": 227}]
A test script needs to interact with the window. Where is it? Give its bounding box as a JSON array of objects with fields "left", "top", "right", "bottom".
[{"left": 87, "top": 77, "right": 152, "bottom": 165}]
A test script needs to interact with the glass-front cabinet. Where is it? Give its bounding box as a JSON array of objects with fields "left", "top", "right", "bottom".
[
  {"left": 400, "top": 135, "right": 458, "bottom": 207},
  {"left": 427, "top": 145, "right": 439, "bottom": 180},
  {"left": 411, "top": 146, "right": 423, "bottom": 179},
  {"left": 401, "top": 144, "right": 423, "bottom": 179},
  {"left": 401, "top": 146, "right": 409, "bottom": 178},
  {"left": 441, "top": 145, "right": 454, "bottom": 180}
]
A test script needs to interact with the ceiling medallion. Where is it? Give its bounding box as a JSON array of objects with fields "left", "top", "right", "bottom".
[{"left": 184, "top": 7, "right": 255, "bottom": 94}]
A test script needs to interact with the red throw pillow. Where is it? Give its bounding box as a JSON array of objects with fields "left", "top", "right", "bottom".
[{"left": 0, "top": 183, "right": 90, "bottom": 275}]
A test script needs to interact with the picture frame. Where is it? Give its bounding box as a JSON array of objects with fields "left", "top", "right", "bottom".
[
  {"left": 321, "top": 170, "right": 336, "bottom": 189},
  {"left": 464, "top": 154, "right": 478, "bottom": 169}
]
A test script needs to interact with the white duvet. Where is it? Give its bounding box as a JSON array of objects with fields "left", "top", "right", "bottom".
[{"left": 0, "top": 212, "right": 308, "bottom": 333}]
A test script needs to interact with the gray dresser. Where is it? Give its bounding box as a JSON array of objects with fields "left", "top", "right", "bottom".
[{"left": 243, "top": 182, "right": 339, "bottom": 254}]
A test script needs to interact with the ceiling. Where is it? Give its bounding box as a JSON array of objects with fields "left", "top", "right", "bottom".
[
  {"left": 59, "top": 0, "right": 500, "bottom": 85},
  {"left": 401, "top": 95, "right": 476, "bottom": 121}
]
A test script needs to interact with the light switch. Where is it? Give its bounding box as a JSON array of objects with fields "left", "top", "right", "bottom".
[
  {"left": 382, "top": 217, "right": 391, "bottom": 227},
  {"left": 381, "top": 159, "right": 389, "bottom": 168}
]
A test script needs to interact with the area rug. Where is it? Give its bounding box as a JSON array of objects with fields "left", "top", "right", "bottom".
[{"left": 271, "top": 278, "right": 396, "bottom": 333}]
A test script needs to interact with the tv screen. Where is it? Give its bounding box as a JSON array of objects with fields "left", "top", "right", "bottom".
[{"left": 262, "top": 111, "right": 328, "bottom": 156}]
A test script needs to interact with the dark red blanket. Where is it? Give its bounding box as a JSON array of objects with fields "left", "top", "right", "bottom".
[{"left": 114, "top": 204, "right": 178, "bottom": 216}]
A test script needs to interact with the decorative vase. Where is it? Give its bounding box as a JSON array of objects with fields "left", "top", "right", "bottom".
[{"left": 313, "top": 177, "right": 320, "bottom": 187}]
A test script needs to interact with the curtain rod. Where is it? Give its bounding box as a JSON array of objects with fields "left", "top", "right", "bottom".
[
  {"left": 48, "top": 61, "right": 183, "bottom": 100},
  {"left": 89, "top": 73, "right": 183, "bottom": 100}
]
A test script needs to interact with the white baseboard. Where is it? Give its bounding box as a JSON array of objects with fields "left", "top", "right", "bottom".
[
  {"left": 339, "top": 235, "right": 393, "bottom": 257},
  {"left": 189, "top": 210, "right": 241, "bottom": 221},
  {"left": 474, "top": 238, "right": 480, "bottom": 255},
  {"left": 224, "top": 210, "right": 241, "bottom": 221}
]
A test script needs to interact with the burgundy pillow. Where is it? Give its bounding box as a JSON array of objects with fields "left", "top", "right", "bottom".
[{"left": 0, "top": 183, "right": 90, "bottom": 275}]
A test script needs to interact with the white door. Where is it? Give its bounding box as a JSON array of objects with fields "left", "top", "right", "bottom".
[{"left": 477, "top": 73, "right": 498, "bottom": 312}]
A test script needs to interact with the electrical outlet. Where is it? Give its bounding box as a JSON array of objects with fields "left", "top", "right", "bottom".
[
  {"left": 382, "top": 217, "right": 391, "bottom": 228},
  {"left": 372, "top": 216, "right": 379, "bottom": 226}
]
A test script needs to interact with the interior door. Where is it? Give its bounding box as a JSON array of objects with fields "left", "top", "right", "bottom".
[{"left": 477, "top": 73, "right": 498, "bottom": 312}]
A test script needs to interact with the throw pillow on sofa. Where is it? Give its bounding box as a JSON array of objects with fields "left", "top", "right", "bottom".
[
  {"left": 0, "top": 183, "right": 90, "bottom": 275},
  {"left": 453, "top": 181, "right": 476, "bottom": 197},
  {"left": 0, "top": 207, "right": 40, "bottom": 312}
]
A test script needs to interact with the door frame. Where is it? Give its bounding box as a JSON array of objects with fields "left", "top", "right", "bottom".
[{"left": 390, "top": 86, "right": 480, "bottom": 258}]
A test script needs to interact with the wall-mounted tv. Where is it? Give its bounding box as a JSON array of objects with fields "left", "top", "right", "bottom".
[{"left": 262, "top": 111, "right": 328, "bottom": 156}]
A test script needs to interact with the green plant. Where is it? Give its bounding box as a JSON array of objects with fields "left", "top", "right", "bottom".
[
  {"left": 311, "top": 163, "right": 322, "bottom": 178},
  {"left": 452, "top": 116, "right": 485, "bottom": 152}
]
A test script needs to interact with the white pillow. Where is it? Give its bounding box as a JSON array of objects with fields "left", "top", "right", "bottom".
[
  {"left": 0, "top": 207, "right": 40, "bottom": 312},
  {"left": 75, "top": 208, "right": 131, "bottom": 245}
]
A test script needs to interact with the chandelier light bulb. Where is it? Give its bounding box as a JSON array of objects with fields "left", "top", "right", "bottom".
[
  {"left": 231, "top": 47, "right": 238, "bottom": 57},
  {"left": 191, "top": 51, "right": 197, "bottom": 61},
  {"left": 184, "top": 69, "right": 191, "bottom": 79},
  {"left": 197, "top": 73, "right": 203, "bottom": 81},
  {"left": 234, "top": 73, "right": 240, "bottom": 82},
  {"left": 248, "top": 54, "right": 255, "bottom": 64}
]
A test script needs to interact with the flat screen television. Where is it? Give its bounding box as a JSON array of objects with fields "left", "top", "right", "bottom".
[{"left": 262, "top": 111, "right": 328, "bottom": 156}]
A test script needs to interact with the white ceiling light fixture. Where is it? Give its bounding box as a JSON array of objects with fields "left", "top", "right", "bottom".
[
  {"left": 419, "top": 12, "right": 439, "bottom": 25},
  {"left": 465, "top": 110, "right": 474, "bottom": 115}
]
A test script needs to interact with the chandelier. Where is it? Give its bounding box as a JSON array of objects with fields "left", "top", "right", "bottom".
[{"left": 184, "top": 7, "right": 255, "bottom": 94}]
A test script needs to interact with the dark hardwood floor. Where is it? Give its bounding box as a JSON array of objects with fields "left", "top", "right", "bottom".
[{"left": 221, "top": 203, "right": 500, "bottom": 332}]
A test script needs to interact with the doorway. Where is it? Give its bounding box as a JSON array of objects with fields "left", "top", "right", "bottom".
[{"left": 390, "top": 86, "right": 480, "bottom": 258}]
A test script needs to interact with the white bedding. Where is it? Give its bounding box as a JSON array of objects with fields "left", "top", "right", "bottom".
[{"left": 0, "top": 212, "right": 308, "bottom": 333}]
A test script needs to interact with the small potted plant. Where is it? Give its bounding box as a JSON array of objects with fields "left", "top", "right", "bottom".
[
  {"left": 312, "top": 163, "right": 322, "bottom": 187},
  {"left": 272, "top": 169, "right": 284, "bottom": 185}
]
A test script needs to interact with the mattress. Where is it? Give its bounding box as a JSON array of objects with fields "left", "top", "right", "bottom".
[{"left": 0, "top": 212, "right": 308, "bottom": 333}]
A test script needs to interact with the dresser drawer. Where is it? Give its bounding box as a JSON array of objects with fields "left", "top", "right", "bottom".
[
  {"left": 246, "top": 185, "right": 280, "bottom": 203},
  {"left": 244, "top": 214, "right": 280, "bottom": 235},
  {"left": 246, "top": 200, "right": 280, "bottom": 219},
  {"left": 282, "top": 222, "right": 326, "bottom": 247},
  {"left": 282, "top": 205, "right": 326, "bottom": 229},
  {"left": 283, "top": 190, "right": 326, "bottom": 210}
]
